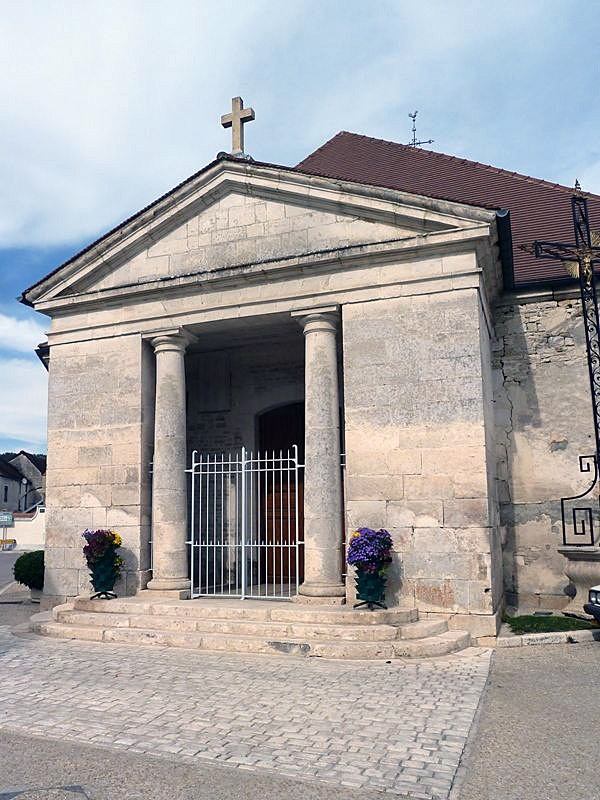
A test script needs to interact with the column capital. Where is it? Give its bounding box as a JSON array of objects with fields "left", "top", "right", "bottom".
[
  {"left": 143, "top": 328, "right": 197, "bottom": 354},
  {"left": 291, "top": 305, "right": 339, "bottom": 334}
]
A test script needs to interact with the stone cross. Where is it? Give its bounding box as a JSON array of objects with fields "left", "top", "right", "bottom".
[{"left": 221, "top": 96, "right": 255, "bottom": 156}]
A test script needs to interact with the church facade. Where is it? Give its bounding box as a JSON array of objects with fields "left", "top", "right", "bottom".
[{"left": 22, "top": 125, "right": 600, "bottom": 640}]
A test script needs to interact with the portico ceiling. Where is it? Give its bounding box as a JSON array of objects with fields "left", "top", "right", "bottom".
[{"left": 185, "top": 310, "right": 301, "bottom": 352}]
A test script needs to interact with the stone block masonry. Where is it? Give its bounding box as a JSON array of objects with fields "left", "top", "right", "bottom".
[
  {"left": 29, "top": 158, "right": 504, "bottom": 620},
  {"left": 186, "top": 338, "right": 305, "bottom": 455},
  {"left": 494, "top": 293, "right": 595, "bottom": 609},
  {"left": 43, "top": 334, "right": 151, "bottom": 609},
  {"left": 342, "top": 290, "right": 502, "bottom": 635},
  {"left": 92, "top": 192, "right": 409, "bottom": 292}
]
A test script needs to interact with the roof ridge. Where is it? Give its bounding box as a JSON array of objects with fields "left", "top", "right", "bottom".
[{"left": 323, "top": 131, "right": 598, "bottom": 200}]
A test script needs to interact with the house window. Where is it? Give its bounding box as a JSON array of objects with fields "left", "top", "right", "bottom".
[{"left": 2, "top": 486, "right": 7, "bottom": 503}]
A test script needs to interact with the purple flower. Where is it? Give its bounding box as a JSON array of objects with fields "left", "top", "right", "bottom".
[
  {"left": 347, "top": 527, "right": 393, "bottom": 573},
  {"left": 82, "top": 529, "right": 123, "bottom": 574}
]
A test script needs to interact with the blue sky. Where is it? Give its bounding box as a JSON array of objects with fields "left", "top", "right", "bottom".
[{"left": 2, "top": 0, "right": 600, "bottom": 453}]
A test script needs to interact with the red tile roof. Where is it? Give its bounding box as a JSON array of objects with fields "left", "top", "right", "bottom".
[{"left": 297, "top": 132, "right": 600, "bottom": 287}]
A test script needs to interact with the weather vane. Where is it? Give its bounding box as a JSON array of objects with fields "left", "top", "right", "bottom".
[{"left": 408, "top": 111, "right": 434, "bottom": 148}]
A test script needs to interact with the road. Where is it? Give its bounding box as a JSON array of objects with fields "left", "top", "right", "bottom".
[
  {"left": 0, "top": 550, "right": 19, "bottom": 591},
  {"left": 453, "top": 642, "right": 600, "bottom": 800}
]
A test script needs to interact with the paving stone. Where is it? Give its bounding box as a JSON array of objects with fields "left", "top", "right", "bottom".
[{"left": 0, "top": 629, "right": 490, "bottom": 799}]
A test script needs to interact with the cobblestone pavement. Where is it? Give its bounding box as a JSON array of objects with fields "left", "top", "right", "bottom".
[{"left": 0, "top": 625, "right": 491, "bottom": 800}]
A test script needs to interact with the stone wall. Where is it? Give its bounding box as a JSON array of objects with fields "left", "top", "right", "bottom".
[
  {"left": 342, "top": 288, "right": 502, "bottom": 637},
  {"left": 493, "top": 293, "right": 593, "bottom": 609},
  {"left": 0, "top": 476, "right": 21, "bottom": 513},
  {"left": 42, "top": 334, "right": 150, "bottom": 609}
]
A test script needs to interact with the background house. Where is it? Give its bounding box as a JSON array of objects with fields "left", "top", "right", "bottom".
[{"left": 0, "top": 451, "right": 46, "bottom": 512}]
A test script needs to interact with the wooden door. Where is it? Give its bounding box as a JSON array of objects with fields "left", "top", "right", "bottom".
[{"left": 258, "top": 403, "right": 304, "bottom": 584}]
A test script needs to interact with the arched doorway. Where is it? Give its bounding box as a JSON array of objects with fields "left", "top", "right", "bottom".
[{"left": 258, "top": 402, "right": 305, "bottom": 585}]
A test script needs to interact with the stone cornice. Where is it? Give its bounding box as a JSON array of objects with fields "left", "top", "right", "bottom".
[
  {"left": 46, "top": 267, "right": 485, "bottom": 347},
  {"left": 35, "top": 223, "right": 494, "bottom": 317}
]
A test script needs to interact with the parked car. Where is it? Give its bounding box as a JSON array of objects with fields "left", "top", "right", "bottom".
[{"left": 583, "top": 584, "right": 600, "bottom": 623}]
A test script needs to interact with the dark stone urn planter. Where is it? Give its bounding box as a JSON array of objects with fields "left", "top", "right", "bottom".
[
  {"left": 354, "top": 567, "right": 388, "bottom": 610},
  {"left": 89, "top": 549, "right": 120, "bottom": 599},
  {"left": 82, "top": 529, "right": 123, "bottom": 600},
  {"left": 347, "top": 527, "right": 393, "bottom": 611}
]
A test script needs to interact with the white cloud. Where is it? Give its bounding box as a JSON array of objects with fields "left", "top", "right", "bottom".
[
  {"left": 0, "top": 356, "right": 47, "bottom": 450},
  {"left": 1, "top": 0, "right": 600, "bottom": 252},
  {"left": 0, "top": 312, "right": 47, "bottom": 354},
  {"left": 0, "top": 0, "right": 303, "bottom": 247}
]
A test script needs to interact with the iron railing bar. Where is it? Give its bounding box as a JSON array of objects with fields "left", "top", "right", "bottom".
[
  {"left": 279, "top": 448, "right": 284, "bottom": 597},
  {"left": 241, "top": 446, "right": 247, "bottom": 599},
  {"left": 288, "top": 450, "right": 293, "bottom": 596},
  {"left": 219, "top": 453, "right": 224, "bottom": 593},
  {"left": 190, "top": 450, "right": 197, "bottom": 596},
  {"left": 294, "top": 445, "right": 300, "bottom": 594}
]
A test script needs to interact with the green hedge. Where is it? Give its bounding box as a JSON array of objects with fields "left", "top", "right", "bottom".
[{"left": 13, "top": 550, "right": 44, "bottom": 591}]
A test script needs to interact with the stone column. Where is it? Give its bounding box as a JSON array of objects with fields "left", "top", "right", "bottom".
[
  {"left": 292, "top": 306, "right": 345, "bottom": 601},
  {"left": 146, "top": 330, "right": 194, "bottom": 598}
]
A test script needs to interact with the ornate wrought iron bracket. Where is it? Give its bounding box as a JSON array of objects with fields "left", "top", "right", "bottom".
[
  {"left": 533, "top": 194, "right": 600, "bottom": 546},
  {"left": 560, "top": 455, "right": 599, "bottom": 546}
]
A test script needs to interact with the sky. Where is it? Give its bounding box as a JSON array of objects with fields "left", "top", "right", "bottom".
[{"left": 2, "top": 0, "right": 600, "bottom": 453}]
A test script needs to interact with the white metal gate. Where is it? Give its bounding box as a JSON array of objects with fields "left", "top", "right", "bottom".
[{"left": 187, "top": 446, "right": 304, "bottom": 599}]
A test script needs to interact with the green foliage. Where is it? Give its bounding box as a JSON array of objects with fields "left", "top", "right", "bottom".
[
  {"left": 504, "top": 614, "right": 599, "bottom": 635},
  {"left": 13, "top": 550, "right": 44, "bottom": 591}
]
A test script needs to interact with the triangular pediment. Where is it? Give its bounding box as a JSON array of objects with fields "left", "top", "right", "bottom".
[
  {"left": 24, "top": 157, "right": 497, "bottom": 308},
  {"left": 78, "top": 192, "right": 441, "bottom": 294}
]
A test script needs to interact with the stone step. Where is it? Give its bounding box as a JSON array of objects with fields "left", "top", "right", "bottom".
[
  {"left": 397, "top": 618, "right": 449, "bottom": 639},
  {"left": 35, "top": 597, "right": 471, "bottom": 659},
  {"left": 70, "top": 596, "right": 418, "bottom": 626},
  {"left": 392, "top": 631, "right": 472, "bottom": 658},
  {"left": 33, "top": 619, "right": 470, "bottom": 659},
  {"left": 56, "top": 609, "right": 404, "bottom": 641}
]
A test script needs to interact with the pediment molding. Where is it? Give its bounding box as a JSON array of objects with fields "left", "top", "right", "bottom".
[
  {"left": 33, "top": 225, "right": 496, "bottom": 317},
  {"left": 24, "top": 158, "right": 498, "bottom": 311}
]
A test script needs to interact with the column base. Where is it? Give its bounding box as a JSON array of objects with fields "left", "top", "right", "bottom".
[
  {"left": 293, "top": 594, "right": 346, "bottom": 606},
  {"left": 295, "top": 581, "right": 346, "bottom": 604},
  {"left": 145, "top": 577, "right": 191, "bottom": 599},
  {"left": 138, "top": 588, "right": 190, "bottom": 600}
]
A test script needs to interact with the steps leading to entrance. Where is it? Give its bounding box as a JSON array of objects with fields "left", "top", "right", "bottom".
[{"left": 31, "top": 596, "right": 471, "bottom": 659}]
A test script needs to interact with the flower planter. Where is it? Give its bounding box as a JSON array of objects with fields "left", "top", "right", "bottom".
[
  {"left": 354, "top": 567, "right": 388, "bottom": 610},
  {"left": 347, "top": 527, "right": 393, "bottom": 611},
  {"left": 89, "top": 548, "right": 120, "bottom": 598},
  {"left": 30, "top": 588, "right": 43, "bottom": 603},
  {"left": 82, "top": 529, "right": 123, "bottom": 600}
]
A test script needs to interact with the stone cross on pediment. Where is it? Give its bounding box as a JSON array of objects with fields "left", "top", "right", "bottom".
[{"left": 221, "top": 96, "right": 255, "bottom": 156}]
